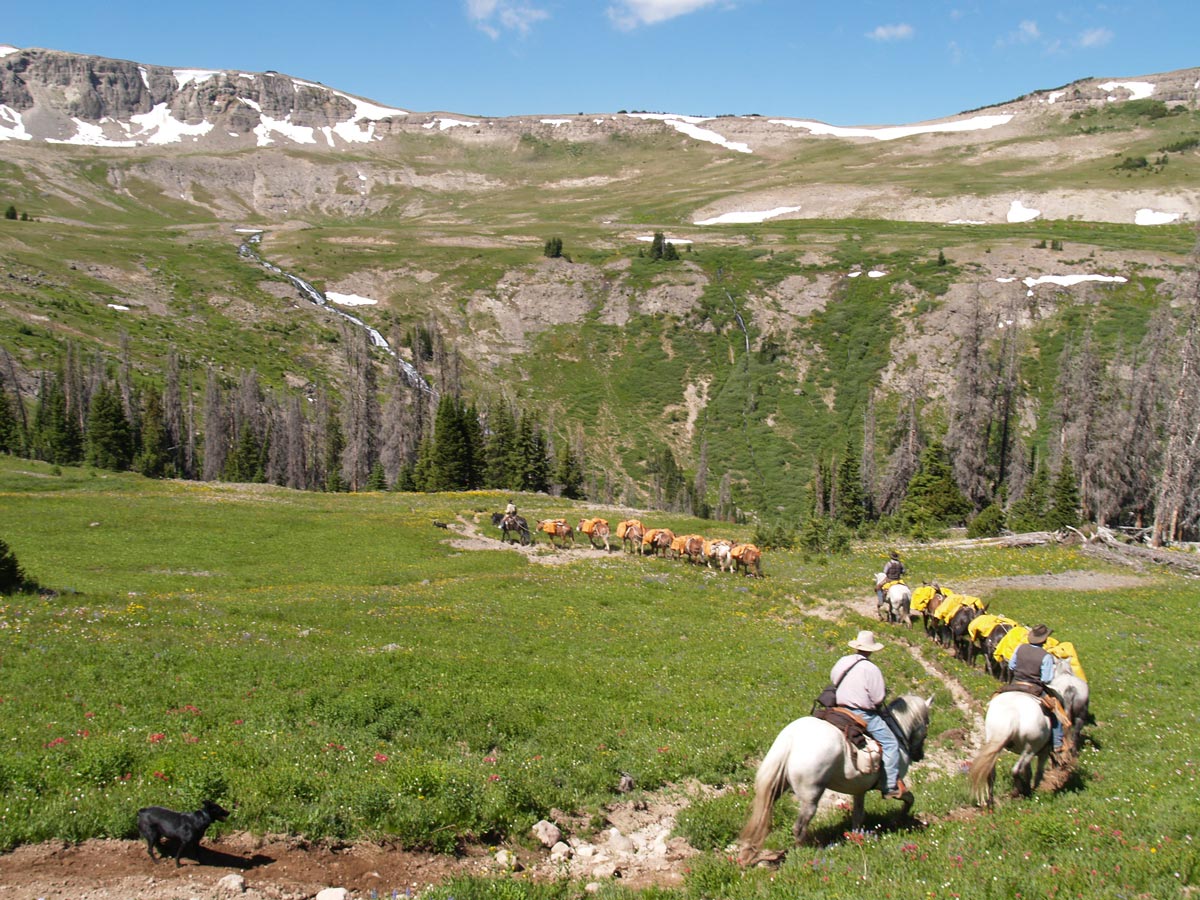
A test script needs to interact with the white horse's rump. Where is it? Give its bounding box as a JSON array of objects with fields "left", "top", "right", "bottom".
[
  {"left": 878, "top": 583, "right": 912, "bottom": 625},
  {"left": 968, "top": 691, "right": 1052, "bottom": 806},
  {"left": 1050, "top": 657, "right": 1089, "bottom": 749},
  {"left": 739, "top": 695, "right": 933, "bottom": 859}
]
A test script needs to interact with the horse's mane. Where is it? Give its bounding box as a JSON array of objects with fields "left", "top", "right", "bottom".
[{"left": 887, "top": 694, "right": 928, "bottom": 737}]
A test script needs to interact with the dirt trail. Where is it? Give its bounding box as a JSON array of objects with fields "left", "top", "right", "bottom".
[{"left": 445, "top": 514, "right": 619, "bottom": 565}]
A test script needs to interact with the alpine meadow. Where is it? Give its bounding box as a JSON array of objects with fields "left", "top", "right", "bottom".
[{"left": 0, "top": 44, "right": 1199, "bottom": 900}]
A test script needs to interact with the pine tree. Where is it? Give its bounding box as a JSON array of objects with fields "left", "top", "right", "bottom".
[
  {"left": 85, "top": 382, "right": 133, "bottom": 471},
  {"left": 1008, "top": 457, "right": 1051, "bottom": 532},
  {"left": 543, "top": 237, "right": 563, "bottom": 258},
  {"left": 134, "top": 386, "right": 170, "bottom": 478},
  {"left": 31, "top": 373, "right": 83, "bottom": 465},
  {"left": 555, "top": 441, "right": 585, "bottom": 499},
  {"left": 3, "top": 205, "right": 16, "bottom": 221},
  {"left": 0, "top": 537, "right": 29, "bottom": 593},
  {"left": 0, "top": 388, "right": 20, "bottom": 454},
  {"left": 835, "top": 442, "right": 866, "bottom": 529},
  {"left": 366, "top": 461, "right": 388, "bottom": 491},
  {"left": 898, "top": 440, "right": 972, "bottom": 530},
  {"left": 483, "top": 403, "right": 520, "bottom": 489},
  {"left": 1047, "top": 457, "right": 1082, "bottom": 530},
  {"left": 650, "top": 232, "right": 665, "bottom": 260}
]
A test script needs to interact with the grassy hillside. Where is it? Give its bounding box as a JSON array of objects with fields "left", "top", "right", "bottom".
[
  {"left": 0, "top": 458, "right": 1196, "bottom": 898},
  {"left": 1, "top": 104, "right": 1198, "bottom": 518}
]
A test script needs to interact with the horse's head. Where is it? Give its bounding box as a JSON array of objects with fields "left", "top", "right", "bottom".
[
  {"left": 491, "top": 512, "right": 504, "bottom": 527},
  {"left": 891, "top": 694, "right": 934, "bottom": 762}
]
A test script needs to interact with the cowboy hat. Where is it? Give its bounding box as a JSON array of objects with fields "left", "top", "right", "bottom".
[
  {"left": 1027, "top": 624, "right": 1053, "bottom": 645},
  {"left": 848, "top": 630, "right": 884, "bottom": 653}
]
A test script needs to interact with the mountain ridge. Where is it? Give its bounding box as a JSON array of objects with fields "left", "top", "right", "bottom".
[{"left": 3, "top": 44, "right": 1198, "bottom": 155}]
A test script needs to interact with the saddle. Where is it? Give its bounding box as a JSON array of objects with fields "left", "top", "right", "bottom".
[
  {"left": 813, "top": 707, "right": 883, "bottom": 777},
  {"left": 812, "top": 706, "right": 869, "bottom": 749},
  {"left": 996, "top": 683, "right": 1072, "bottom": 730}
]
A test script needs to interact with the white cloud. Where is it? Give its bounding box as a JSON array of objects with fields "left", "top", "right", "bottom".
[
  {"left": 466, "top": 0, "right": 548, "bottom": 37},
  {"left": 1018, "top": 19, "right": 1041, "bottom": 41},
  {"left": 1078, "top": 27, "right": 1113, "bottom": 48},
  {"left": 866, "top": 23, "right": 914, "bottom": 42},
  {"left": 608, "top": 0, "right": 723, "bottom": 30}
]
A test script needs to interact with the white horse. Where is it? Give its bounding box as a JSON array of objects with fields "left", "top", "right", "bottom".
[
  {"left": 968, "top": 690, "right": 1054, "bottom": 807},
  {"left": 878, "top": 583, "right": 912, "bottom": 626},
  {"left": 739, "top": 695, "right": 934, "bottom": 860}
]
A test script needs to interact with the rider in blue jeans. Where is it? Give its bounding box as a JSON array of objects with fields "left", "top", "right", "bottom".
[
  {"left": 1009, "top": 624, "right": 1065, "bottom": 759},
  {"left": 830, "top": 630, "right": 908, "bottom": 800}
]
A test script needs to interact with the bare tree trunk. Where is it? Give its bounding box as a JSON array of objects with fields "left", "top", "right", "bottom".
[
  {"left": 201, "top": 367, "right": 227, "bottom": 482},
  {"left": 1152, "top": 232, "right": 1200, "bottom": 545},
  {"left": 945, "top": 291, "right": 996, "bottom": 509}
]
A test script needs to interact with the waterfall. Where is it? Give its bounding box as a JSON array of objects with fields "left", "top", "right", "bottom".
[{"left": 238, "top": 232, "right": 436, "bottom": 397}]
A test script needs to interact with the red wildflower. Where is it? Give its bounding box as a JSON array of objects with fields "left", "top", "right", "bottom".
[
  {"left": 148, "top": 732, "right": 166, "bottom": 743},
  {"left": 153, "top": 771, "right": 169, "bottom": 781},
  {"left": 373, "top": 753, "right": 389, "bottom": 764}
]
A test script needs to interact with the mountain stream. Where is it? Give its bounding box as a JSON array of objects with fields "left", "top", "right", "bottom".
[{"left": 237, "top": 232, "right": 436, "bottom": 397}]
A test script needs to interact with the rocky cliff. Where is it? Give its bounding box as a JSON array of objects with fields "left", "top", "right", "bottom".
[{"left": 0, "top": 46, "right": 409, "bottom": 147}]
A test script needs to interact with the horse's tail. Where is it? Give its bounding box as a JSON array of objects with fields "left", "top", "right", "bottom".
[
  {"left": 968, "top": 737, "right": 1007, "bottom": 806},
  {"left": 739, "top": 732, "right": 790, "bottom": 861}
]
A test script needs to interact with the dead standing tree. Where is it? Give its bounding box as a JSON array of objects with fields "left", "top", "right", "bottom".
[{"left": 1151, "top": 231, "right": 1200, "bottom": 546}]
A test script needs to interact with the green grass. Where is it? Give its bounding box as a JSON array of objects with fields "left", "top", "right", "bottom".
[{"left": 0, "top": 457, "right": 1196, "bottom": 897}]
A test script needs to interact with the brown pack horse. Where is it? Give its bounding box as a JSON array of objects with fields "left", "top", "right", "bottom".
[
  {"left": 578, "top": 517, "right": 612, "bottom": 551},
  {"left": 681, "top": 535, "right": 706, "bottom": 564},
  {"left": 732, "top": 543, "right": 763, "bottom": 577},
  {"left": 618, "top": 520, "right": 645, "bottom": 554},
  {"left": 537, "top": 519, "right": 575, "bottom": 549},
  {"left": 643, "top": 528, "right": 675, "bottom": 558}
]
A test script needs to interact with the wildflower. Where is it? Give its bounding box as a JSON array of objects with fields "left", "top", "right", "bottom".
[
  {"left": 489, "top": 774, "right": 501, "bottom": 782},
  {"left": 148, "top": 732, "right": 166, "bottom": 743},
  {"left": 153, "top": 771, "right": 169, "bottom": 780},
  {"left": 373, "top": 753, "right": 389, "bottom": 764}
]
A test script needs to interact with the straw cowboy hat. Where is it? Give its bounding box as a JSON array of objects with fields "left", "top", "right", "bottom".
[
  {"left": 1027, "top": 624, "right": 1053, "bottom": 645},
  {"left": 848, "top": 630, "right": 884, "bottom": 653}
]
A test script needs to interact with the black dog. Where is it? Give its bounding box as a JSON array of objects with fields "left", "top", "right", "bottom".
[{"left": 136, "top": 800, "right": 230, "bottom": 866}]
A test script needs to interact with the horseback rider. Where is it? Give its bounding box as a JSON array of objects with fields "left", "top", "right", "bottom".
[
  {"left": 504, "top": 500, "right": 517, "bottom": 516},
  {"left": 830, "top": 630, "right": 911, "bottom": 800},
  {"left": 1008, "top": 624, "right": 1065, "bottom": 760},
  {"left": 884, "top": 550, "right": 905, "bottom": 583}
]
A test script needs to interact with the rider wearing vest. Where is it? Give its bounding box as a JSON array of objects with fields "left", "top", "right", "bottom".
[
  {"left": 1009, "top": 624, "right": 1064, "bottom": 756},
  {"left": 877, "top": 551, "right": 905, "bottom": 606},
  {"left": 505, "top": 501, "right": 517, "bottom": 515},
  {"left": 831, "top": 630, "right": 910, "bottom": 800}
]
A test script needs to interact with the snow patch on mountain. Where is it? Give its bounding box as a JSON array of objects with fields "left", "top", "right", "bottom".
[
  {"left": 1099, "top": 80, "right": 1155, "bottom": 101},
  {"left": 696, "top": 206, "right": 802, "bottom": 225},
  {"left": 1135, "top": 208, "right": 1180, "bottom": 225},
  {"left": 0, "top": 105, "right": 32, "bottom": 141},
  {"left": 1007, "top": 200, "right": 1040, "bottom": 223},
  {"left": 626, "top": 114, "right": 751, "bottom": 153},
  {"left": 767, "top": 113, "right": 1013, "bottom": 141},
  {"left": 174, "top": 69, "right": 222, "bottom": 89},
  {"left": 1023, "top": 274, "right": 1127, "bottom": 288}
]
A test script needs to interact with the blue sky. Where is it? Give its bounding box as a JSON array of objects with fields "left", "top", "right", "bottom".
[{"left": 4, "top": 1, "right": 1196, "bottom": 124}]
